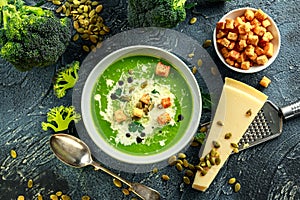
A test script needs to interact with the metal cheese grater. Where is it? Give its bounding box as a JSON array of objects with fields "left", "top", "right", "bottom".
[{"left": 201, "top": 100, "right": 300, "bottom": 151}]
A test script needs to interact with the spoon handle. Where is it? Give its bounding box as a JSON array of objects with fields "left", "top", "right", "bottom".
[{"left": 91, "top": 160, "right": 132, "bottom": 187}]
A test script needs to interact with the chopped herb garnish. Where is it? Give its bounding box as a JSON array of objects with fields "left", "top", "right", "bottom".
[
  {"left": 115, "top": 88, "right": 122, "bottom": 96},
  {"left": 201, "top": 92, "right": 212, "bottom": 110},
  {"left": 151, "top": 89, "right": 160, "bottom": 94},
  {"left": 128, "top": 121, "right": 145, "bottom": 133},
  {"left": 194, "top": 132, "right": 206, "bottom": 144}
]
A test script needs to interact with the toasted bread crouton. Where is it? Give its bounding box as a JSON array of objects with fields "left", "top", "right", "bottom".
[
  {"left": 114, "top": 109, "right": 127, "bottom": 123},
  {"left": 217, "top": 38, "right": 231, "bottom": 47},
  {"left": 245, "top": 45, "right": 255, "bottom": 57},
  {"left": 247, "top": 34, "right": 259, "bottom": 46},
  {"left": 133, "top": 108, "right": 144, "bottom": 118},
  {"left": 157, "top": 112, "right": 171, "bottom": 125},
  {"left": 255, "top": 46, "right": 265, "bottom": 56},
  {"left": 237, "top": 52, "right": 247, "bottom": 63},
  {"left": 254, "top": 9, "right": 268, "bottom": 21},
  {"left": 239, "top": 39, "right": 247, "bottom": 49},
  {"left": 225, "top": 18, "right": 235, "bottom": 29},
  {"left": 239, "top": 34, "right": 248, "bottom": 40},
  {"left": 256, "top": 55, "right": 269, "bottom": 65},
  {"left": 221, "top": 47, "right": 230, "bottom": 58},
  {"left": 245, "top": 9, "right": 255, "bottom": 21},
  {"left": 262, "top": 19, "right": 271, "bottom": 27},
  {"left": 250, "top": 18, "right": 261, "bottom": 28},
  {"left": 216, "top": 21, "right": 226, "bottom": 30},
  {"left": 155, "top": 62, "right": 170, "bottom": 77},
  {"left": 227, "top": 32, "right": 238, "bottom": 41},
  {"left": 259, "top": 76, "right": 271, "bottom": 88},
  {"left": 249, "top": 53, "right": 258, "bottom": 61},
  {"left": 140, "top": 94, "right": 151, "bottom": 105},
  {"left": 229, "top": 50, "right": 240, "bottom": 60},
  {"left": 217, "top": 30, "right": 227, "bottom": 38},
  {"left": 234, "top": 16, "right": 245, "bottom": 27},
  {"left": 225, "top": 58, "right": 235, "bottom": 66},
  {"left": 264, "top": 43, "right": 274, "bottom": 57},
  {"left": 238, "top": 22, "right": 251, "bottom": 34},
  {"left": 227, "top": 42, "right": 236, "bottom": 50},
  {"left": 262, "top": 32, "right": 274, "bottom": 42},
  {"left": 253, "top": 26, "right": 267, "bottom": 36},
  {"left": 161, "top": 97, "right": 171, "bottom": 108},
  {"left": 241, "top": 61, "right": 251, "bottom": 70}
]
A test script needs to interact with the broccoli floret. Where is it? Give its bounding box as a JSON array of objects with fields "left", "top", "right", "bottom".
[
  {"left": 0, "top": 0, "right": 71, "bottom": 71},
  {"left": 53, "top": 61, "right": 80, "bottom": 98},
  {"left": 42, "top": 106, "right": 81, "bottom": 132},
  {"left": 128, "top": 0, "right": 187, "bottom": 28}
]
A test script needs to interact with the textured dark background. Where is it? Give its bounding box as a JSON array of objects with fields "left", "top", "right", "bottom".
[{"left": 0, "top": 0, "right": 299, "bottom": 199}]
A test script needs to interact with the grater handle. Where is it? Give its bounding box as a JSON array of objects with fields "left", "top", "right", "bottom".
[{"left": 280, "top": 100, "right": 300, "bottom": 120}]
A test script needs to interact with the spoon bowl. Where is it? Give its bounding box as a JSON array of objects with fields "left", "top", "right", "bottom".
[{"left": 50, "top": 133, "right": 160, "bottom": 200}]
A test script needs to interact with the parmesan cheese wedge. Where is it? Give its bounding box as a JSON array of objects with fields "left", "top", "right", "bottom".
[{"left": 192, "top": 77, "right": 268, "bottom": 191}]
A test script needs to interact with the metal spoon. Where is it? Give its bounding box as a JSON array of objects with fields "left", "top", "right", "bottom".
[{"left": 50, "top": 133, "right": 160, "bottom": 200}]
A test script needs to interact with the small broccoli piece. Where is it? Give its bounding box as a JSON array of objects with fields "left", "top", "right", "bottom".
[
  {"left": 53, "top": 61, "right": 80, "bottom": 98},
  {"left": 42, "top": 105, "right": 81, "bottom": 132},
  {"left": 0, "top": 0, "right": 71, "bottom": 71},
  {"left": 128, "top": 0, "right": 187, "bottom": 28}
]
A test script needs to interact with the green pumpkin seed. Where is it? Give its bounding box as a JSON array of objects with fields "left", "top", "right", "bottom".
[
  {"left": 176, "top": 163, "right": 183, "bottom": 172},
  {"left": 82, "top": 45, "right": 89, "bottom": 52},
  {"left": 183, "top": 176, "right": 191, "bottom": 185},
  {"left": 10, "top": 149, "right": 17, "bottom": 158},
  {"left": 27, "top": 179, "right": 33, "bottom": 188},
  {"left": 246, "top": 109, "right": 252, "bottom": 116},
  {"left": 168, "top": 155, "right": 177, "bottom": 166},
  {"left": 201, "top": 169, "right": 207, "bottom": 176},
  {"left": 228, "top": 177, "right": 236, "bottom": 184},
  {"left": 91, "top": 1, "right": 99, "bottom": 6},
  {"left": 82, "top": 195, "right": 90, "bottom": 200},
  {"left": 192, "top": 66, "right": 197, "bottom": 74},
  {"left": 95, "top": 4, "right": 103, "bottom": 13},
  {"left": 217, "top": 120, "right": 224, "bottom": 126},
  {"left": 197, "top": 59, "right": 203, "bottom": 67},
  {"left": 162, "top": 174, "right": 170, "bottom": 181},
  {"left": 233, "top": 148, "right": 239, "bottom": 153},
  {"left": 194, "top": 165, "right": 203, "bottom": 171},
  {"left": 52, "top": 0, "right": 61, "bottom": 5},
  {"left": 213, "top": 140, "right": 221, "bottom": 148},
  {"left": 215, "top": 157, "right": 221, "bottom": 165},
  {"left": 225, "top": 132, "right": 232, "bottom": 139},
  {"left": 89, "top": 9, "right": 95, "bottom": 18},
  {"left": 185, "top": 170, "right": 194, "bottom": 177},
  {"left": 203, "top": 39, "right": 212, "bottom": 48},
  {"left": 231, "top": 143, "right": 239, "bottom": 148},
  {"left": 188, "top": 163, "right": 195, "bottom": 171},
  {"left": 122, "top": 188, "right": 130, "bottom": 196},
  {"left": 178, "top": 153, "right": 186, "bottom": 159},
  {"left": 113, "top": 178, "right": 122, "bottom": 188},
  {"left": 189, "top": 17, "right": 197, "bottom": 25},
  {"left": 183, "top": 159, "right": 189, "bottom": 168},
  {"left": 89, "top": 35, "right": 98, "bottom": 43},
  {"left": 152, "top": 167, "right": 158, "bottom": 173},
  {"left": 56, "top": 6, "right": 63, "bottom": 13},
  {"left": 234, "top": 183, "right": 241, "bottom": 192},
  {"left": 190, "top": 141, "right": 199, "bottom": 147}
]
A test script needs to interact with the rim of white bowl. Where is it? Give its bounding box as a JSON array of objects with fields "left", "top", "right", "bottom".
[
  {"left": 213, "top": 7, "right": 281, "bottom": 73},
  {"left": 81, "top": 45, "right": 202, "bottom": 164}
]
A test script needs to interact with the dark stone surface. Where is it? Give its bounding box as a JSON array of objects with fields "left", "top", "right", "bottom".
[{"left": 0, "top": 0, "right": 299, "bottom": 199}]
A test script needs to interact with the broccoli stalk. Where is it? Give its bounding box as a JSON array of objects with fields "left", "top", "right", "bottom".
[
  {"left": 42, "top": 106, "right": 81, "bottom": 132},
  {"left": 0, "top": 0, "right": 71, "bottom": 71},
  {"left": 128, "top": 0, "right": 187, "bottom": 28},
  {"left": 53, "top": 61, "right": 80, "bottom": 98}
]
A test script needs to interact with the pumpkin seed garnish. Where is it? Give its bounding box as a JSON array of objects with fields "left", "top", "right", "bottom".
[
  {"left": 168, "top": 155, "right": 177, "bottom": 166},
  {"left": 183, "top": 176, "right": 191, "bottom": 184},
  {"left": 225, "top": 132, "right": 232, "bottom": 139},
  {"left": 215, "top": 157, "right": 221, "bottom": 165},
  {"left": 231, "top": 143, "right": 239, "bottom": 148},
  {"left": 189, "top": 17, "right": 197, "bottom": 25},
  {"left": 113, "top": 178, "right": 122, "bottom": 188},
  {"left": 27, "top": 179, "right": 33, "bottom": 188},
  {"left": 213, "top": 140, "right": 221, "bottom": 148},
  {"left": 203, "top": 39, "right": 212, "bottom": 48},
  {"left": 228, "top": 177, "right": 236, "bottom": 184},
  {"left": 176, "top": 163, "right": 183, "bottom": 172},
  {"left": 10, "top": 149, "right": 17, "bottom": 158},
  {"left": 246, "top": 109, "right": 252, "bottom": 116},
  {"left": 122, "top": 188, "right": 130, "bottom": 196},
  {"left": 197, "top": 59, "right": 203, "bottom": 67},
  {"left": 234, "top": 182, "right": 241, "bottom": 192},
  {"left": 178, "top": 152, "right": 186, "bottom": 159},
  {"left": 162, "top": 174, "right": 170, "bottom": 181},
  {"left": 217, "top": 120, "right": 224, "bottom": 126},
  {"left": 233, "top": 148, "right": 239, "bottom": 153}
]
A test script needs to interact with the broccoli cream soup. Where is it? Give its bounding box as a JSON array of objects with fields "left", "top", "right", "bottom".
[{"left": 92, "top": 55, "right": 193, "bottom": 155}]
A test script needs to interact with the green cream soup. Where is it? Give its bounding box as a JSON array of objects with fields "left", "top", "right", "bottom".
[{"left": 92, "top": 55, "right": 193, "bottom": 156}]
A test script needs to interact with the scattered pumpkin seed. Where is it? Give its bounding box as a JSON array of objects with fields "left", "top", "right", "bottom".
[
  {"left": 225, "top": 132, "right": 232, "bottom": 139},
  {"left": 183, "top": 159, "right": 189, "bottom": 168},
  {"left": 176, "top": 163, "right": 183, "bottom": 172},
  {"left": 50, "top": 194, "right": 58, "bottom": 200},
  {"left": 210, "top": 148, "right": 217, "bottom": 157},
  {"left": 190, "top": 141, "right": 200, "bottom": 147},
  {"left": 194, "top": 165, "right": 203, "bottom": 171},
  {"left": 56, "top": 6, "right": 63, "bottom": 13},
  {"left": 37, "top": 194, "right": 43, "bottom": 200},
  {"left": 10, "top": 149, "right": 17, "bottom": 158},
  {"left": 233, "top": 148, "right": 239, "bottom": 153},
  {"left": 52, "top": 0, "right": 61, "bottom": 5},
  {"left": 113, "top": 178, "right": 122, "bottom": 188},
  {"left": 201, "top": 169, "right": 207, "bottom": 176},
  {"left": 83, "top": 45, "right": 90, "bottom": 52},
  {"left": 188, "top": 53, "right": 194, "bottom": 58},
  {"left": 82, "top": 195, "right": 90, "bottom": 200},
  {"left": 27, "top": 179, "right": 33, "bottom": 188},
  {"left": 56, "top": 191, "right": 62, "bottom": 197},
  {"left": 178, "top": 152, "right": 186, "bottom": 159},
  {"left": 234, "top": 183, "right": 241, "bottom": 192},
  {"left": 213, "top": 140, "right": 221, "bottom": 148},
  {"left": 61, "top": 194, "right": 71, "bottom": 200},
  {"left": 209, "top": 157, "right": 216, "bottom": 165},
  {"left": 246, "top": 109, "right": 252, "bottom": 116},
  {"left": 168, "top": 155, "right": 177, "bottom": 166},
  {"left": 95, "top": 5, "right": 103, "bottom": 13},
  {"left": 188, "top": 163, "right": 195, "bottom": 171},
  {"left": 231, "top": 143, "right": 239, "bottom": 148},
  {"left": 162, "top": 174, "right": 170, "bottom": 181},
  {"left": 17, "top": 195, "right": 25, "bottom": 200},
  {"left": 217, "top": 120, "right": 224, "bottom": 126},
  {"left": 122, "top": 188, "right": 130, "bottom": 196},
  {"left": 189, "top": 17, "right": 197, "bottom": 25},
  {"left": 192, "top": 66, "right": 197, "bottom": 74},
  {"left": 152, "top": 167, "right": 158, "bottom": 173},
  {"left": 228, "top": 177, "right": 236, "bottom": 184},
  {"left": 73, "top": 33, "right": 80, "bottom": 41},
  {"left": 211, "top": 67, "right": 218, "bottom": 75},
  {"left": 197, "top": 59, "right": 203, "bottom": 67},
  {"left": 206, "top": 160, "right": 212, "bottom": 168},
  {"left": 183, "top": 176, "right": 191, "bottom": 184},
  {"left": 215, "top": 157, "right": 221, "bottom": 165},
  {"left": 203, "top": 39, "right": 212, "bottom": 48},
  {"left": 176, "top": 159, "right": 183, "bottom": 165},
  {"left": 185, "top": 169, "right": 194, "bottom": 177}
]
